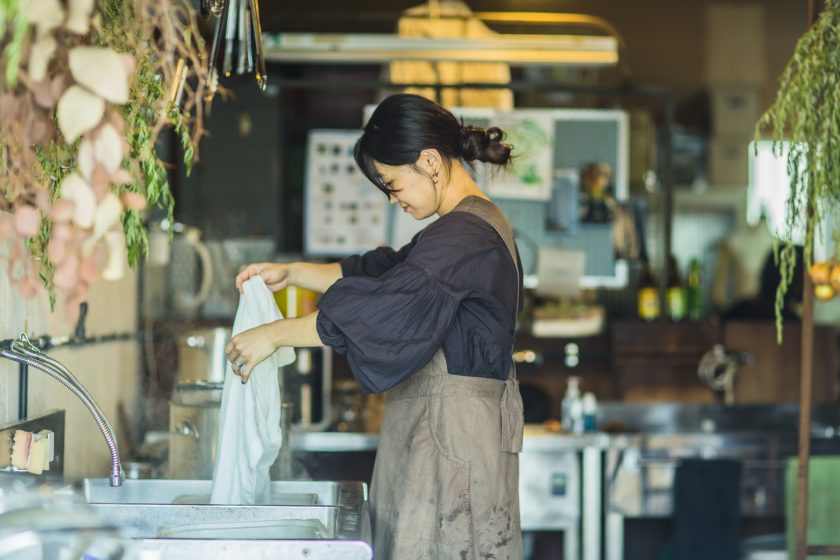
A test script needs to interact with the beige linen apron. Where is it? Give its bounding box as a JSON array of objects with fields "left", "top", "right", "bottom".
[{"left": 369, "top": 197, "right": 524, "bottom": 559}]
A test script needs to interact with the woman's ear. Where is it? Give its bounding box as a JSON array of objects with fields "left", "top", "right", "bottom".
[{"left": 418, "top": 149, "right": 442, "bottom": 174}]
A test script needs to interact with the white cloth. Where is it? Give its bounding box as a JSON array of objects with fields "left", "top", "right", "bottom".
[{"left": 210, "top": 277, "right": 296, "bottom": 505}]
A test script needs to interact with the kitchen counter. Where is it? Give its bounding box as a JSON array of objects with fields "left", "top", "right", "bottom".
[
  {"left": 523, "top": 425, "right": 610, "bottom": 450},
  {"left": 291, "top": 426, "right": 610, "bottom": 453},
  {"left": 291, "top": 431, "right": 379, "bottom": 452}
]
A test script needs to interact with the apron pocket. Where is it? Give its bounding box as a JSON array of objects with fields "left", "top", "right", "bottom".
[
  {"left": 390, "top": 400, "right": 473, "bottom": 550},
  {"left": 426, "top": 398, "right": 473, "bottom": 548},
  {"left": 428, "top": 397, "right": 470, "bottom": 468}
]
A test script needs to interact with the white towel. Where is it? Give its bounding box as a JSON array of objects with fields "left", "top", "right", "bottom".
[{"left": 210, "top": 277, "right": 296, "bottom": 505}]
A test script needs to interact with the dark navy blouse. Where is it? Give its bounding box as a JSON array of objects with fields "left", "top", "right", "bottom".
[{"left": 315, "top": 205, "right": 523, "bottom": 394}]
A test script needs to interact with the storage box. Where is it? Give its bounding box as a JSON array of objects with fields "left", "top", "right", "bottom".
[
  {"left": 705, "top": 4, "right": 766, "bottom": 85},
  {"left": 711, "top": 86, "right": 762, "bottom": 136},
  {"left": 708, "top": 135, "right": 751, "bottom": 187}
]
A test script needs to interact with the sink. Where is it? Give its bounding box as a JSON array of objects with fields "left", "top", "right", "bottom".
[
  {"left": 156, "top": 518, "right": 331, "bottom": 539},
  {"left": 83, "top": 479, "right": 346, "bottom": 506},
  {"left": 87, "top": 502, "right": 337, "bottom": 538},
  {"left": 80, "top": 479, "right": 372, "bottom": 560}
]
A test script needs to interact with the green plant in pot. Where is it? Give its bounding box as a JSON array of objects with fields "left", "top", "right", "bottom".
[
  {"left": 756, "top": 0, "right": 840, "bottom": 341},
  {"left": 0, "top": 0, "right": 211, "bottom": 320}
]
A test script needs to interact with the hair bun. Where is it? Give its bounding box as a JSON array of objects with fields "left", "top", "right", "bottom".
[{"left": 460, "top": 125, "right": 512, "bottom": 166}]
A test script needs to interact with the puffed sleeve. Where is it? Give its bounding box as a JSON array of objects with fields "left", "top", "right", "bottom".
[
  {"left": 316, "top": 262, "right": 464, "bottom": 394},
  {"left": 339, "top": 235, "right": 418, "bottom": 278}
]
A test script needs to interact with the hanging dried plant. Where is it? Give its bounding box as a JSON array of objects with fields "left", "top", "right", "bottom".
[
  {"left": 0, "top": 0, "right": 211, "bottom": 321},
  {"left": 755, "top": 0, "right": 840, "bottom": 342}
]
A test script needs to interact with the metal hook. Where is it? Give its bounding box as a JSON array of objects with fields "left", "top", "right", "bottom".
[{"left": 13, "top": 334, "right": 40, "bottom": 354}]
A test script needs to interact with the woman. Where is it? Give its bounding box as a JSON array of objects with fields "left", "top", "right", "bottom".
[{"left": 227, "top": 93, "right": 524, "bottom": 559}]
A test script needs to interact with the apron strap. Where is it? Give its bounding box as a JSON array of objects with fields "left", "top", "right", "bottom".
[
  {"left": 452, "top": 196, "right": 521, "bottom": 322},
  {"left": 500, "top": 375, "right": 524, "bottom": 453},
  {"left": 453, "top": 196, "right": 524, "bottom": 454}
]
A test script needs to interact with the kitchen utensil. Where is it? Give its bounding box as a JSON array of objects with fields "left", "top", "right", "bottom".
[
  {"left": 176, "top": 328, "right": 231, "bottom": 384},
  {"left": 146, "top": 220, "right": 213, "bottom": 320},
  {"left": 201, "top": 238, "right": 275, "bottom": 318}
]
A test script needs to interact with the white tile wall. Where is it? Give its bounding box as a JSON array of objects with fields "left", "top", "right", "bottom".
[{"left": 0, "top": 239, "right": 141, "bottom": 478}]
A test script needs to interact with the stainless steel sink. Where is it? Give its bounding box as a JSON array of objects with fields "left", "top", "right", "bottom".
[
  {"left": 80, "top": 479, "right": 372, "bottom": 560},
  {"left": 83, "top": 479, "right": 346, "bottom": 506},
  {"left": 88, "top": 502, "right": 336, "bottom": 538}
]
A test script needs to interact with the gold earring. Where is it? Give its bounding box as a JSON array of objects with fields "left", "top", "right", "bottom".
[{"left": 432, "top": 172, "right": 439, "bottom": 184}]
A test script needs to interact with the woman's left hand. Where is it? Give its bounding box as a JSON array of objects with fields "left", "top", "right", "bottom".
[{"left": 225, "top": 323, "right": 277, "bottom": 383}]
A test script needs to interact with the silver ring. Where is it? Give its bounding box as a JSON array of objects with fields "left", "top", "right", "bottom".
[{"left": 235, "top": 362, "right": 245, "bottom": 370}]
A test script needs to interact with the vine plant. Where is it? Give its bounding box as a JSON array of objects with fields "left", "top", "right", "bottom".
[
  {"left": 755, "top": 0, "right": 840, "bottom": 341},
  {"left": 0, "top": 0, "right": 211, "bottom": 319}
]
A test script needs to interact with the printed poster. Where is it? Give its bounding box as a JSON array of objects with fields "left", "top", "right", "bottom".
[
  {"left": 484, "top": 110, "right": 553, "bottom": 201},
  {"left": 304, "top": 130, "right": 388, "bottom": 256}
]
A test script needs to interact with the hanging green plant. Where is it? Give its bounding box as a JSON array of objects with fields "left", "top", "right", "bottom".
[
  {"left": 0, "top": 0, "right": 211, "bottom": 320},
  {"left": 755, "top": 0, "right": 840, "bottom": 342}
]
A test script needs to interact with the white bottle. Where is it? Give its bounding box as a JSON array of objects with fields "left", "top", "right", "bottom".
[
  {"left": 561, "top": 376, "right": 583, "bottom": 434},
  {"left": 569, "top": 399, "right": 584, "bottom": 435},
  {"left": 582, "top": 392, "right": 598, "bottom": 432}
]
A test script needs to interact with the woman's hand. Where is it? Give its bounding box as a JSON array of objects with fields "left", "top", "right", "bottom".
[
  {"left": 225, "top": 323, "right": 278, "bottom": 383},
  {"left": 225, "top": 313, "right": 324, "bottom": 383},
  {"left": 235, "top": 262, "right": 293, "bottom": 293}
]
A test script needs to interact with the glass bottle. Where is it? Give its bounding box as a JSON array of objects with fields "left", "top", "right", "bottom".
[
  {"left": 686, "top": 258, "right": 703, "bottom": 320},
  {"left": 637, "top": 258, "right": 660, "bottom": 321},
  {"left": 667, "top": 256, "right": 686, "bottom": 321},
  {"left": 561, "top": 376, "right": 583, "bottom": 434}
]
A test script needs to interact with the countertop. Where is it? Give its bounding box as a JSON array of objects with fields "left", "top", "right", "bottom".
[{"left": 291, "top": 425, "right": 610, "bottom": 453}]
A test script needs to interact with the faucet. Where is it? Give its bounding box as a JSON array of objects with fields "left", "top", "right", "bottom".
[
  {"left": 0, "top": 334, "right": 123, "bottom": 486},
  {"left": 697, "top": 344, "right": 756, "bottom": 405}
]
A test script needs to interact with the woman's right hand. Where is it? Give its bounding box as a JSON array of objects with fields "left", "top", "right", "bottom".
[{"left": 235, "top": 262, "right": 293, "bottom": 293}]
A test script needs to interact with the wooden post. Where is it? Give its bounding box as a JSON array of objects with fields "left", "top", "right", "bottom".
[
  {"left": 795, "top": 6, "right": 817, "bottom": 557},
  {"left": 795, "top": 257, "right": 815, "bottom": 560}
]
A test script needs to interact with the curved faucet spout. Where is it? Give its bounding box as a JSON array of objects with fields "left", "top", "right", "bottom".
[{"left": 0, "top": 334, "right": 123, "bottom": 486}]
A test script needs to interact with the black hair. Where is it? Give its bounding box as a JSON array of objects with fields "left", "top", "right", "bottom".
[{"left": 354, "top": 93, "right": 513, "bottom": 196}]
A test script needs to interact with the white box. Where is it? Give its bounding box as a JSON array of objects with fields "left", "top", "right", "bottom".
[
  {"left": 711, "top": 86, "right": 762, "bottom": 136},
  {"left": 709, "top": 135, "right": 751, "bottom": 187},
  {"left": 705, "top": 4, "right": 766, "bottom": 85}
]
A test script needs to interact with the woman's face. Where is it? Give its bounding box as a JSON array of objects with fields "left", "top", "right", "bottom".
[{"left": 374, "top": 155, "right": 440, "bottom": 220}]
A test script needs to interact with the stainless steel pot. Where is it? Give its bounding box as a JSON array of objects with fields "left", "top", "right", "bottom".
[
  {"left": 176, "top": 328, "right": 231, "bottom": 384},
  {"left": 169, "top": 383, "right": 223, "bottom": 480},
  {"left": 168, "top": 383, "right": 294, "bottom": 480}
]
